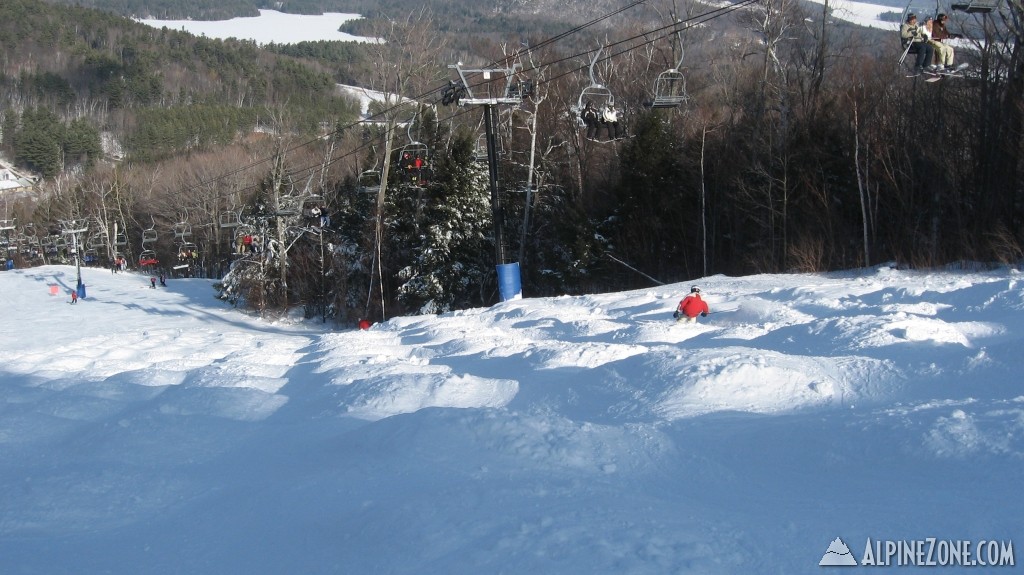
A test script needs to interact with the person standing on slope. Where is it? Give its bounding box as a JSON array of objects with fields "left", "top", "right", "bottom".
[{"left": 674, "top": 286, "right": 709, "bottom": 323}]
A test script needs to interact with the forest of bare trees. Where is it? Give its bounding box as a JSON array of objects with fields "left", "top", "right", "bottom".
[{"left": 2, "top": 0, "right": 1022, "bottom": 324}]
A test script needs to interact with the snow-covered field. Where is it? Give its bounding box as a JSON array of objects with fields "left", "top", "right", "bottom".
[
  {"left": 137, "top": 10, "right": 376, "bottom": 44},
  {"left": 0, "top": 264, "right": 1020, "bottom": 573},
  {"left": 809, "top": 0, "right": 904, "bottom": 30}
]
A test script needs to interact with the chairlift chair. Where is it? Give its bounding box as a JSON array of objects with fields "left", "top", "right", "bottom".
[
  {"left": 399, "top": 120, "right": 431, "bottom": 187},
  {"left": 650, "top": 33, "right": 689, "bottom": 109},
  {"left": 173, "top": 212, "right": 192, "bottom": 239},
  {"left": 301, "top": 195, "right": 326, "bottom": 217},
  {"left": 173, "top": 221, "right": 192, "bottom": 239},
  {"left": 88, "top": 232, "right": 108, "bottom": 250},
  {"left": 358, "top": 169, "right": 382, "bottom": 189},
  {"left": 219, "top": 210, "right": 242, "bottom": 228},
  {"left": 114, "top": 229, "right": 128, "bottom": 247},
  {"left": 43, "top": 240, "right": 57, "bottom": 255},
  {"left": 575, "top": 46, "right": 616, "bottom": 120},
  {"left": 232, "top": 225, "right": 257, "bottom": 255},
  {"left": 142, "top": 224, "right": 158, "bottom": 244},
  {"left": 650, "top": 71, "right": 688, "bottom": 108},
  {"left": 139, "top": 249, "right": 158, "bottom": 266},
  {"left": 178, "top": 241, "right": 199, "bottom": 260},
  {"left": 507, "top": 78, "right": 534, "bottom": 100},
  {"left": 398, "top": 144, "right": 430, "bottom": 187},
  {"left": 274, "top": 205, "right": 301, "bottom": 217},
  {"left": 473, "top": 134, "right": 489, "bottom": 163},
  {"left": 399, "top": 117, "right": 430, "bottom": 169},
  {"left": 400, "top": 141, "right": 429, "bottom": 162}
]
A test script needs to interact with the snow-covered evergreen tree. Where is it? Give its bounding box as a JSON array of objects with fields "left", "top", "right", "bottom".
[{"left": 396, "top": 134, "right": 494, "bottom": 313}]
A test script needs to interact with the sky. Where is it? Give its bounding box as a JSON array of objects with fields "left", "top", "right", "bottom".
[{"left": 0, "top": 263, "right": 1021, "bottom": 573}]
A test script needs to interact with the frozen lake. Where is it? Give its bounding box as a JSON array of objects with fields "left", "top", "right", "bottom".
[{"left": 137, "top": 9, "right": 377, "bottom": 45}]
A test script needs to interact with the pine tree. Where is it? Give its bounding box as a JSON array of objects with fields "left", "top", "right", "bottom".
[
  {"left": 13, "top": 108, "right": 64, "bottom": 178},
  {"left": 396, "top": 135, "right": 494, "bottom": 313}
]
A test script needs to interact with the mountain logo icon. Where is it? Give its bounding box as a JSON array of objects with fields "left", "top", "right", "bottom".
[{"left": 819, "top": 537, "right": 858, "bottom": 566}]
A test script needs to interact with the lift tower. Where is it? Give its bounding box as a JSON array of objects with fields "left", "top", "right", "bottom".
[{"left": 443, "top": 62, "right": 532, "bottom": 301}]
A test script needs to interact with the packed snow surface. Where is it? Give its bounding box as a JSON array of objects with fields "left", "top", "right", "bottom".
[{"left": 1, "top": 265, "right": 1021, "bottom": 573}]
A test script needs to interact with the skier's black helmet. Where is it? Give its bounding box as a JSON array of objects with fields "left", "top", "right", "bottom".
[{"left": 691, "top": 286, "right": 700, "bottom": 293}]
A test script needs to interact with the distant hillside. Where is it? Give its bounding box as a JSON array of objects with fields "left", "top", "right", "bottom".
[
  {"left": 41, "top": 0, "right": 279, "bottom": 20},
  {"left": 1, "top": 0, "right": 360, "bottom": 170},
  {"left": 40, "top": 0, "right": 649, "bottom": 33}
]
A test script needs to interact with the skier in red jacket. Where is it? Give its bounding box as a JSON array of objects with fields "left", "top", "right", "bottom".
[{"left": 674, "top": 286, "right": 710, "bottom": 323}]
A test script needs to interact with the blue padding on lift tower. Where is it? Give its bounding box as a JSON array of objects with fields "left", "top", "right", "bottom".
[{"left": 497, "top": 262, "right": 522, "bottom": 302}]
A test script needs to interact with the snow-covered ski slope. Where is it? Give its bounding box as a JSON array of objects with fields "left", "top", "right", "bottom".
[{"left": 1, "top": 265, "right": 1021, "bottom": 573}]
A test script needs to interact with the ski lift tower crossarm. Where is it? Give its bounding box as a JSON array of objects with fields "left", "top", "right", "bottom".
[{"left": 447, "top": 63, "right": 529, "bottom": 106}]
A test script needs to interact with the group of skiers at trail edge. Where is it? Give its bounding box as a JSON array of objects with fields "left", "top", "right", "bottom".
[
  {"left": 674, "top": 286, "right": 710, "bottom": 324},
  {"left": 901, "top": 12, "right": 965, "bottom": 75},
  {"left": 581, "top": 101, "right": 624, "bottom": 141}
]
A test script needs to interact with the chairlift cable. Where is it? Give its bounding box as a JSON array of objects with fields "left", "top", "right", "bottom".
[
  {"left": 279, "top": 0, "right": 759, "bottom": 192},
  {"left": 140, "top": 0, "right": 759, "bottom": 214}
]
